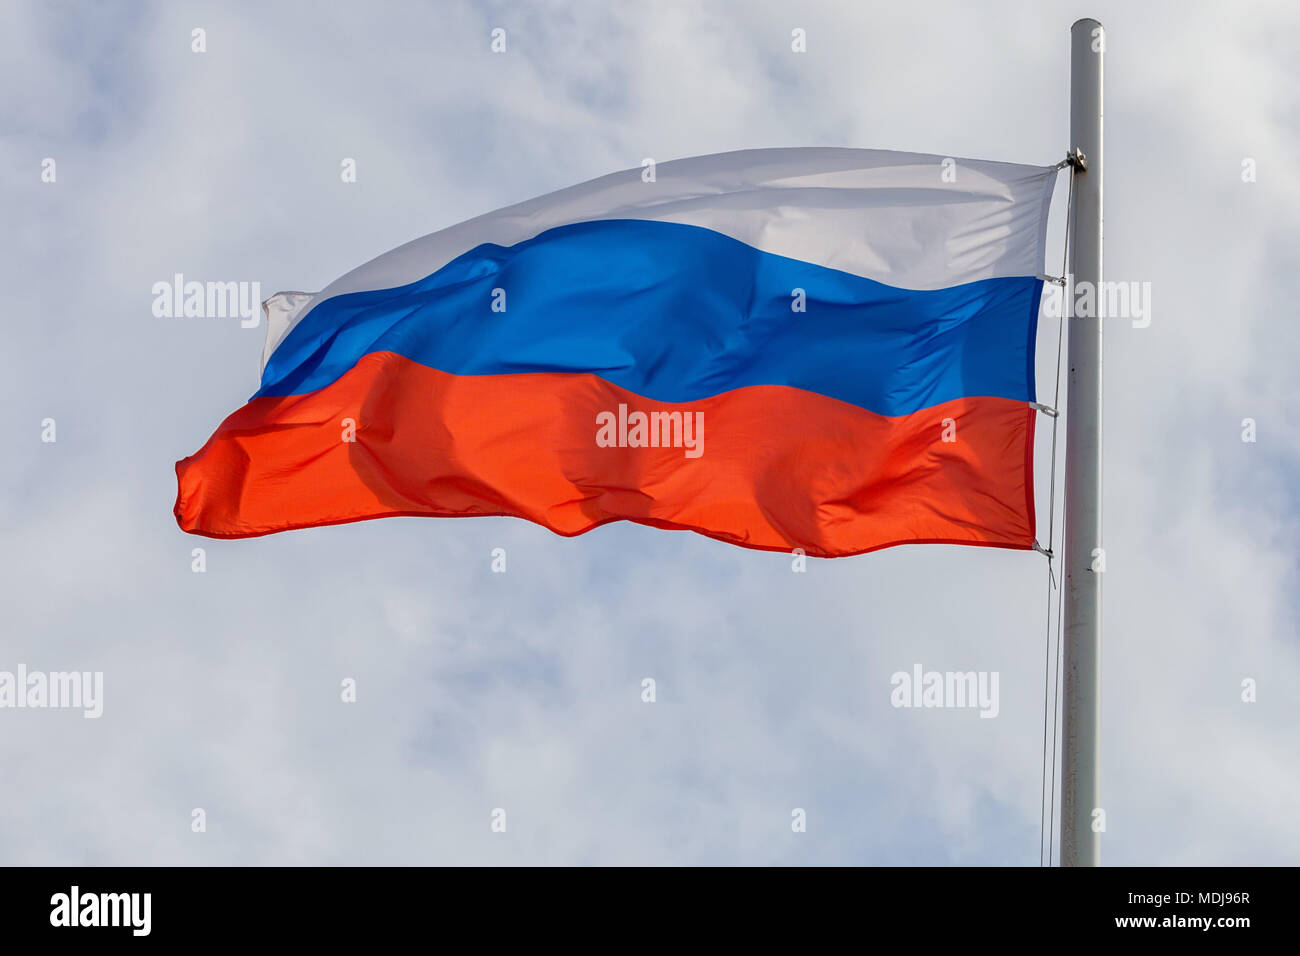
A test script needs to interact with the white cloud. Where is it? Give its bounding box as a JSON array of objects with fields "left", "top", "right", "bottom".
[{"left": 1, "top": 0, "right": 1296, "bottom": 865}]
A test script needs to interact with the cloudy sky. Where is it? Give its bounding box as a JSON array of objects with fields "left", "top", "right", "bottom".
[{"left": 2, "top": 0, "right": 1297, "bottom": 865}]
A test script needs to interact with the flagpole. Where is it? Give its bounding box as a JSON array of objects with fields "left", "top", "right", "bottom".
[{"left": 1060, "top": 17, "right": 1104, "bottom": 867}]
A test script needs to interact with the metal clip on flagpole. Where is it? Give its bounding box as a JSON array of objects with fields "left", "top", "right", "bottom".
[{"left": 1060, "top": 17, "right": 1104, "bottom": 868}]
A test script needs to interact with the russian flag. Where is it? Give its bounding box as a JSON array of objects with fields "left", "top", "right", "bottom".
[{"left": 175, "top": 148, "right": 1056, "bottom": 558}]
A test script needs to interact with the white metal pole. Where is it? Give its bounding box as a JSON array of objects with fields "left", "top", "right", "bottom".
[{"left": 1061, "top": 17, "right": 1104, "bottom": 867}]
